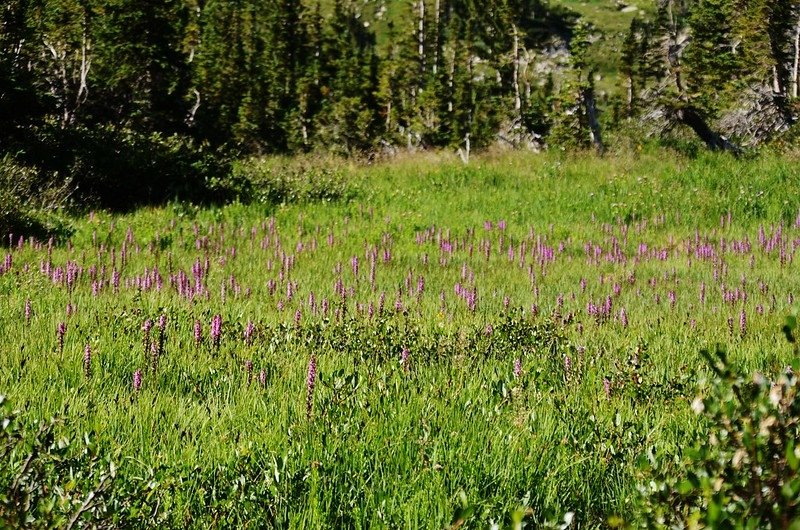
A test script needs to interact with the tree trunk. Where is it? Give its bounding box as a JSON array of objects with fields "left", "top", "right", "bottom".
[
  {"left": 76, "top": 28, "right": 91, "bottom": 110},
  {"left": 512, "top": 24, "right": 521, "bottom": 116},
  {"left": 433, "top": 0, "right": 440, "bottom": 76},
  {"left": 626, "top": 74, "right": 634, "bottom": 117},
  {"left": 793, "top": 17, "right": 800, "bottom": 99},
  {"left": 673, "top": 106, "right": 741, "bottom": 154},
  {"left": 582, "top": 83, "right": 604, "bottom": 154},
  {"left": 418, "top": 0, "right": 425, "bottom": 77}
]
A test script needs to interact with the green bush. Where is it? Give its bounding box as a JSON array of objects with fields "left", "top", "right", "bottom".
[
  {"left": 9, "top": 125, "right": 231, "bottom": 210},
  {"left": 224, "top": 156, "right": 356, "bottom": 206},
  {"left": 0, "top": 156, "right": 72, "bottom": 242},
  {"left": 0, "top": 395, "right": 166, "bottom": 528},
  {"left": 637, "top": 314, "right": 800, "bottom": 529}
]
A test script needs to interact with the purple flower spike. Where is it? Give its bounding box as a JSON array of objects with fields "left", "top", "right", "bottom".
[
  {"left": 401, "top": 347, "right": 410, "bottom": 372},
  {"left": 306, "top": 354, "right": 317, "bottom": 419},
  {"left": 211, "top": 314, "right": 222, "bottom": 348},
  {"left": 244, "top": 360, "right": 254, "bottom": 386},
  {"left": 739, "top": 310, "right": 747, "bottom": 338},
  {"left": 24, "top": 299, "right": 31, "bottom": 321},
  {"left": 83, "top": 344, "right": 92, "bottom": 379},
  {"left": 194, "top": 320, "right": 203, "bottom": 345},
  {"left": 143, "top": 319, "right": 153, "bottom": 354},
  {"left": 244, "top": 320, "right": 255, "bottom": 346},
  {"left": 133, "top": 369, "right": 143, "bottom": 392},
  {"left": 513, "top": 358, "right": 522, "bottom": 379},
  {"left": 151, "top": 342, "right": 160, "bottom": 373},
  {"left": 57, "top": 322, "right": 67, "bottom": 355}
]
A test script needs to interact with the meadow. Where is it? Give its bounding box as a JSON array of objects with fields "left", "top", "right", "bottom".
[{"left": 1, "top": 150, "right": 799, "bottom": 528}]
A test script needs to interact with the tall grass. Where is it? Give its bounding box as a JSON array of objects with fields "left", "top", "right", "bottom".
[{"left": 1, "top": 150, "right": 798, "bottom": 527}]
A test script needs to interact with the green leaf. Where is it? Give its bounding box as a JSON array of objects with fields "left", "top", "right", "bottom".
[
  {"left": 677, "top": 479, "right": 694, "bottom": 495},
  {"left": 787, "top": 441, "right": 799, "bottom": 472}
]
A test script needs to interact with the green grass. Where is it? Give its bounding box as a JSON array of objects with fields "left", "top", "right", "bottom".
[{"left": 1, "top": 150, "right": 799, "bottom": 527}]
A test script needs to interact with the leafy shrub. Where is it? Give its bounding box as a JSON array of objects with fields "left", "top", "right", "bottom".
[
  {"left": 0, "top": 156, "right": 72, "bottom": 242},
  {"left": 637, "top": 314, "right": 800, "bottom": 528},
  {"left": 225, "top": 156, "right": 356, "bottom": 206},
  {"left": 9, "top": 125, "right": 231, "bottom": 210},
  {"left": 0, "top": 395, "right": 168, "bottom": 528}
]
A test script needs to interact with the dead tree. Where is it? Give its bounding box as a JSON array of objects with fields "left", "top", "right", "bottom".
[
  {"left": 582, "top": 80, "right": 605, "bottom": 155},
  {"left": 659, "top": 3, "right": 741, "bottom": 154}
]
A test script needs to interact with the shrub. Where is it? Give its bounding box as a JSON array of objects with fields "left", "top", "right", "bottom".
[
  {"left": 9, "top": 125, "right": 232, "bottom": 210},
  {"left": 0, "top": 156, "right": 72, "bottom": 242},
  {"left": 225, "top": 156, "right": 356, "bottom": 206},
  {"left": 637, "top": 313, "right": 800, "bottom": 528},
  {"left": 0, "top": 395, "right": 170, "bottom": 528}
]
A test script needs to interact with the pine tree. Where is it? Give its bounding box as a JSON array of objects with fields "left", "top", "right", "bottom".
[
  {"left": 0, "top": 0, "right": 48, "bottom": 138},
  {"left": 314, "top": 0, "right": 380, "bottom": 154},
  {"left": 89, "top": 0, "right": 191, "bottom": 132},
  {"left": 683, "top": 0, "right": 741, "bottom": 115}
]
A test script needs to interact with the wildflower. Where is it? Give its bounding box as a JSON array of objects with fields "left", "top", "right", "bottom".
[
  {"left": 401, "top": 347, "right": 410, "bottom": 372},
  {"left": 57, "top": 322, "right": 67, "bottom": 355},
  {"left": 306, "top": 354, "right": 317, "bottom": 419},
  {"left": 259, "top": 368, "right": 267, "bottom": 387},
  {"left": 157, "top": 315, "right": 167, "bottom": 354},
  {"left": 83, "top": 344, "right": 92, "bottom": 379},
  {"left": 24, "top": 299, "right": 31, "bottom": 321},
  {"left": 143, "top": 319, "right": 152, "bottom": 354},
  {"left": 244, "top": 320, "right": 255, "bottom": 345},
  {"left": 211, "top": 314, "right": 222, "bottom": 348},
  {"left": 151, "top": 342, "right": 160, "bottom": 373},
  {"left": 513, "top": 358, "right": 522, "bottom": 379},
  {"left": 194, "top": 320, "right": 203, "bottom": 345},
  {"left": 133, "top": 369, "right": 143, "bottom": 392},
  {"left": 603, "top": 378, "right": 611, "bottom": 399},
  {"left": 739, "top": 310, "right": 747, "bottom": 338},
  {"left": 244, "top": 360, "right": 254, "bottom": 385},
  {"left": 619, "top": 308, "right": 628, "bottom": 328}
]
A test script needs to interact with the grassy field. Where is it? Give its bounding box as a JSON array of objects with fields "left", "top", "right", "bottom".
[{"left": 1, "top": 150, "right": 799, "bottom": 527}]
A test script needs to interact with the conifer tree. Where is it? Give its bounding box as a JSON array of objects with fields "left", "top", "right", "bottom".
[
  {"left": 89, "top": 0, "right": 191, "bottom": 132},
  {"left": 315, "top": 0, "right": 380, "bottom": 154}
]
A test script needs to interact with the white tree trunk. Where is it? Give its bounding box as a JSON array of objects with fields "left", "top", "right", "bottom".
[
  {"left": 626, "top": 75, "right": 633, "bottom": 115},
  {"left": 433, "top": 0, "right": 440, "bottom": 75},
  {"left": 418, "top": 0, "right": 425, "bottom": 75},
  {"left": 512, "top": 24, "right": 521, "bottom": 115},
  {"left": 76, "top": 30, "right": 91, "bottom": 108},
  {"left": 793, "top": 17, "right": 800, "bottom": 99}
]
